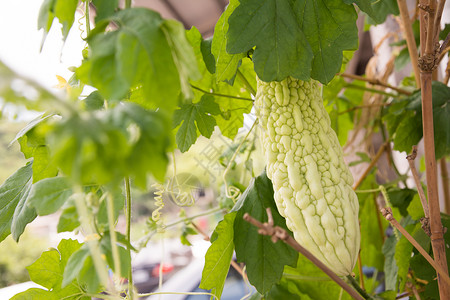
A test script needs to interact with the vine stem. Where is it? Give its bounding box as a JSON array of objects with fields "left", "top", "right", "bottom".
[
  {"left": 339, "top": 73, "right": 412, "bottom": 95},
  {"left": 237, "top": 69, "right": 256, "bottom": 95},
  {"left": 243, "top": 208, "right": 366, "bottom": 300},
  {"left": 418, "top": 0, "right": 450, "bottom": 296},
  {"left": 190, "top": 84, "right": 254, "bottom": 102},
  {"left": 380, "top": 207, "right": 450, "bottom": 287},
  {"left": 125, "top": 177, "right": 134, "bottom": 299},
  {"left": 125, "top": 0, "right": 132, "bottom": 9},
  {"left": 85, "top": 0, "right": 90, "bottom": 36},
  {"left": 106, "top": 193, "right": 121, "bottom": 288},
  {"left": 223, "top": 119, "right": 258, "bottom": 200},
  {"left": 406, "top": 146, "right": 430, "bottom": 218},
  {"left": 346, "top": 275, "right": 372, "bottom": 300},
  {"left": 353, "top": 141, "right": 389, "bottom": 190},
  {"left": 73, "top": 189, "right": 116, "bottom": 295}
]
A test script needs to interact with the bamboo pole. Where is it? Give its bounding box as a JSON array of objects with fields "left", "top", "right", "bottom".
[{"left": 418, "top": 0, "right": 450, "bottom": 297}]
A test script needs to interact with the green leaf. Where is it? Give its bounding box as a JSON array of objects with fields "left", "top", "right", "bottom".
[
  {"left": 78, "top": 8, "right": 192, "bottom": 111},
  {"left": 10, "top": 288, "right": 58, "bottom": 300},
  {"left": 227, "top": 0, "right": 313, "bottom": 82},
  {"left": 28, "top": 177, "right": 72, "bottom": 216},
  {"left": 0, "top": 163, "right": 34, "bottom": 242},
  {"left": 345, "top": 0, "right": 399, "bottom": 24},
  {"left": 385, "top": 81, "right": 450, "bottom": 158},
  {"left": 92, "top": 0, "right": 119, "bottom": 23},
  {"left": 357, "top": 173, "right": 385, "bottom": 270},
  {"left": 294, "top": 0, "right": 358, "bottom": 83},
  {"left": 386, "top": 187, "right": 416, "bottom": 217},
  {"left": 265, "top": 277, "right": 308, "bottom": 300},
  {"left": 62, "top": 246, "right": 90, "bottom": 287},
  {"left": 100, "top": 233, "right": 131, "bottom": 278},
  {"left": 47, "top": 103, "right": 172, "bottom": 186},
  {"left": 211, "top": 0, "right": 245, "bottom": 82},
  {"left": 382, "top": 235, "right": 398, "bottom": 291},
  {"left": 31, "top": 146, "right": 58, "bottom": 183},
  {"left": 395, "top": 222, "right": 424, "bottom": 291},
  {"left": 233, "top": 171, "right": 298, "bottom": 293},
  {"left": 283, "top": 256, "right": 352, "bottom": 300},
  {"left": 161, "top": 19, "right": 201, "bottom": 99},
  {"left": 200, "top": 212, "right": 237, "bottom": 299},
  {"left": 173, "top": 95, "right": 220, "bottom": 152},
  {"left": 38, "top": 0, "right": 78, "bottom": 41},
  {"left": 407, "top": 194, "right": 425, "bottom": 220},
  {"left": 24, "top": 239, "right": 86, "bottom": 299},
  {"left": 27, "top": 248, "right": 62, "bottom": 289},
  {"left": 82, "top": 91, "right": 105, "bottom": 111},
  {"left": 57, "top": 204, "right": 80, "bottom": 233},
  {"left": 186, "top": 27, "right": 254, "bottom": 140}
]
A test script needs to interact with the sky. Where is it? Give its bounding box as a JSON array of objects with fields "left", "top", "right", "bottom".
[{"left": 0, "top": 0, "right": 85, "bottom": 93}]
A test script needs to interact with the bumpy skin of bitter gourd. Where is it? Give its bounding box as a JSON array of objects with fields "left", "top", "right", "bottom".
[{"left": 254, "top": 76, "right": 360, "bottom": 276}]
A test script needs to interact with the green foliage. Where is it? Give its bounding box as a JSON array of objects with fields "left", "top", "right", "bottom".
[
  {"left": 27, "top": 177, "right": 72, "bottom": 216},
  {"left": 199, "top": 212, "right": 237, "bottom": 299},
  {"left": 0, "top": 163, "right": 35, "bottom": 242},
  {"left": 173, "top": 95, "right": 221, "bottom": 152},
  {"left": 384, "top": 81, "right": 450, "bottom": 159},
  {"left": 77, "top": 8, "right": 198, "bottom": 108},
  {"left": 233, "top": 172, "right": 298, "bottom": 293},
  {"left": 226, "top": 0, "right": 357, "bottom": 84},
  {"left": 12, "top": 239, "right": 90, "bottom": 300},
  {"left": 344, "top": 0, "right": 399, "bottom": 24},
  {"left": 38, "top": 0, "right": 79, "bottom": 42}
]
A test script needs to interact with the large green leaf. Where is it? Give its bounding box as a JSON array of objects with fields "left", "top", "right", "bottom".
[
  {"left": 200, "top": 212, "right": 237, "bottom": 299},
  {"left": 46, "top": 103, "right": 172, "bottom": 187},
  {"left": 227, "top": 0, "right": 313, "bottom": 82},
  {"left": 233, "top": 172, "right": 298, "bottom": 293},
  {"left": 17, "top": 239, "right": 89, "bottom": 300},
  {"left": 0, "top": 163, "right": 35, "bottom": 242},
  {"left": 27, "top": 177, "right": 72, "bottom": 216},
  {"left": 211, "top": 0, "right": 245, "bottom": 83},
  {"left": 173, "top": 95, "right": 221, "bottom": 152},
  {"left": 78, "top": 8, "right": 198, "bottom": 110},
  {"left": 92, "top": 0, "right": 119, "bottom": 23},
  {"left": 226, "top": 0, "right": 357, "bottom": 84}
]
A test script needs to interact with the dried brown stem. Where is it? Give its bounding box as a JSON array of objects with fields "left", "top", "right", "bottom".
[
  {"left": 441, "top": 159, "right": 450, "bottom": 214},
  {"left": 433, "top": 0, "right": 446, "bottom": 45},
  {"left": 397, "top": 0, "right": 421, "bottom": 87},
  {"left": 340, "top": 73, "right": 412, "bottom": 95},
  {"left": 380, "top": 207, "right": 450, "bottom": 288},
  {"left": 418, "top": 0, "right": 450, "bottom": 296},
  {"left": 243, "top": 209, "right": 365, "bottom": 300},
  {"left": 353, "top": 141, "right": 389, "bottom": 190},
  {"left": 406, "top": 146, "right": 430, "bottom": 218}
]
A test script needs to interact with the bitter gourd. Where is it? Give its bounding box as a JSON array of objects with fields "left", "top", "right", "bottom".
[{"left": 255, "top": 76, "right": 360, "bottom": 276}]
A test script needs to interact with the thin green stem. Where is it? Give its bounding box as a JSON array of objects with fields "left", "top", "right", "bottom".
[
  {"left": 223, "top": 119, "right": 258, "bottom": 200},
  {"left": 124, "top": 177, "right": 134, "bottom": 299},
  {"left": 191, "top": 85, "right": 254, "bottom": 102},
  {"left": 236, "top": 69, "right": 256, "bottom": 95},
  {"left": 343, "top": 83, "right": 399, "bottom": 98},
  {"left": 73, "top": 189, "right": 114, "bottom": 294},
  {"left": 137, "top": 291, "right": 219, "bottom": 299},
  {"left": 85, "top": 0, "right": 90, "bottom": 36},
  {"left": 346, "top": 275, "right": 372, "bottom": 299},
  {"left": 355, "top": 188, "right": 381, "bottom": 194},
  {"left": 125, "top": 0, "right": 132, "bottom": 9},
  {"left": 137, "top": 207, "right": 224, "bottom": 247},
  {"left": 106, "top": 192, "right": 121, "bottom": 282}
]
